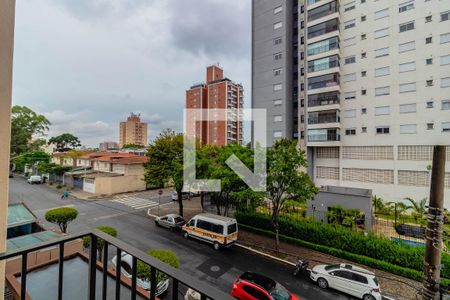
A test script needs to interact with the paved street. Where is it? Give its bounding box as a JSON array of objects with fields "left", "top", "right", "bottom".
[{"left": 8, "top": 177, "right": 353, "bottom": 300}]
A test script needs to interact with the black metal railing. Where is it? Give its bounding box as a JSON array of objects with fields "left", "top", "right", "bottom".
[{"left": 0, "top": 229, "right": 232, "bottom": 300}]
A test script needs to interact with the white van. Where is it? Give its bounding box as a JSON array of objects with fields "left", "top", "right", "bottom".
[{"left": 182, "top": 213, "right": 238, "bottom": 250}]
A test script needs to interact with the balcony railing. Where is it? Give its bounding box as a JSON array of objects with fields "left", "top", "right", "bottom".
[
  {"left": 308, "top": 60, "right": 339, "bottom": 73},
  {"left": 308, "top": 129, "right": 340, "bottom": 142},
  {"left": 308, "top": 92, "right": 340, "bottom": 107},
  {"left": 308, "top": 111, "right": 340, "bottom": 124},
  {"left": 0, "top": 229, "right": 232, "bottom": 300}
]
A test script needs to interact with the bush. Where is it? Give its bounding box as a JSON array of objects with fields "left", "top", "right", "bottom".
[
  {"left": 45, "top": 207, "right": 78, "bottom": 233},
  {"left": 83, "top": 226, "right": 118, "bottom": 258},
  {"left": 235, "top": 211, "right": 450, "bottom": 280},
  {"left": 136, "top": 249, "right": 180, "bottom": 283},
  {"left": 56, "top": 184, "right": 62, "bottom": 189}
]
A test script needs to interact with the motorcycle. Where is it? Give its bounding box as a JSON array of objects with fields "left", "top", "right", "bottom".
[{"left": 293, "top": 258, "right": 309, "bottom": 276}]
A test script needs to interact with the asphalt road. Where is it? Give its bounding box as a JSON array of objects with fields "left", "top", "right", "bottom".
[{"left": 8, "top": 177, "right": 353, "bottom": 300}]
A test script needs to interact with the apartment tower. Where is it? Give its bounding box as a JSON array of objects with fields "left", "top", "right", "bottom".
[
  {"left": 119, "top": 113, "right": 148, "bottom": 148},
  {"left": 186, "top": 65, "right": 244, "bottom": 146},
  {"left": 252, "top": 0, "right": 450, "bottom": 204}
]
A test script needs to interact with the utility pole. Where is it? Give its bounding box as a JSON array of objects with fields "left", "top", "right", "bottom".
[{"left": 423, "top": 145, "right": 446, "bottom": 300}]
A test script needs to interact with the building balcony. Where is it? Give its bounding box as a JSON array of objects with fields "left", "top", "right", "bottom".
[
  {"left": 308, "top": 109, "right": 340, "bottom": 125},
  {"left": 307, "top": 128, "right": 340, "bottom": 143},
  {"left": 0, "top": 229, "right": 232, "bottom": 300},
  {"left": 307, "top": 1, "right": 337, "bottom": 22},
  {"left": 307, "top": 91, "right": 340, "bottom": 109}
]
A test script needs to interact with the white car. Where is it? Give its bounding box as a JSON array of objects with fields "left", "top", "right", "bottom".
[
  {"left": 310, "top": 263, "right": 382, "bottom": 300},
  {"left": 171, "top": 191, "right": 193, "bottom": 201},
  {"left": 27, "top": 175, "right": 42, "bottom": 184},
  {"left": 111, "top": 252, "right": 169, "bottom": 296},
  {"left": 184, "top": 288, "right": 211, "bottom": 300}
]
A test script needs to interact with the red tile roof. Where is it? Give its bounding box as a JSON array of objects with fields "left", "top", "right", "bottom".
[{"left": 78, "top": 152, "right": 148, "bottom": 164}]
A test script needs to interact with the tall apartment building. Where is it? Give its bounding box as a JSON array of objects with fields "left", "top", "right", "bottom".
[
  {"left": 99, "top": 141, "right": 119, "bottom": 151},
  {"left": 119, "top": 113, "right": 148, "bottom": 148},
  {"left": 186, "top": 65, "right": 244, "bottom": 146},
  {"left": 252, "top": 0, "right": 450, "bottom": 203}
]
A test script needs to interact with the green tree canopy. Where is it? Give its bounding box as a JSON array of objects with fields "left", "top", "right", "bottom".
[
  {"left": 83, "top": 226, "right": 118, "bottom": 261},
  {"left": 122, "top": 143, "right": 145, "bottom": 149},
  {"left": 136, "top": 249, "right": 179, "bottom": 283},
  {"left": 44, "top": 207, "right": 78, "bottom": 233},
  {"left": 145, "top": 129, "right": 185, "bottom": 215},
  {"left": 266, "top": 138, "right": 318, "bottom": 249},
  {"left": 49, "top": 133, "right": 81, "bottom": 152},
  {"left": 13, "top": 150, "right": 51, "bottom": 172},
  {"left": 10, "top": 106, "right": 51, "bottom": 156}
]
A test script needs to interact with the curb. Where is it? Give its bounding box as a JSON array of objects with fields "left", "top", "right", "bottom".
[{"left": 235, "top": 243, "right": 296, "bottom": 267}]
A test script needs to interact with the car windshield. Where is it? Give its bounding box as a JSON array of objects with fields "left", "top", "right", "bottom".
[
  {"left": 269, "top": 283, "right": 291, "bottom": 300},
  {"left": 228, "top": 223, "right": 237, "bottom": 234},
  {"left": 324, "top": 264, "right": 340, "bottom": 271},
  {"left": 373, "top": 277, "right": 379, "bottom": 286},
  {"left": 174, "top": 217, "right": 184, "bottom": 223}
]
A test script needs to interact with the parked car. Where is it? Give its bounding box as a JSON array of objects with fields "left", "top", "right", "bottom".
[
  {"left": 154, "top": 214, "right": 186, "bottom": 230},
  {"left": 171, "top": 191, "right": 194, "bottom": 201},
  {"left": 27, "top": 175, "right": 42, "bottom": 184},
  {"left": 111, "top": 252, "right": 169, "bottom": 296},
  {"left": 231, "top": 271, "right": 299, "bottom": 300},
  {"left": 182, "top": 213, "right": 238, "bottom": 250},
  {"left": 310, "top": 263, "right": 381, "bottom": 300}
]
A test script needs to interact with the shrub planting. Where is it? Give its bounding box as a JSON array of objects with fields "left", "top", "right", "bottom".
[
  {"left": 235, "top": 211, "right": 450, "bottom": 279},
  {"left": 136, "top": 249, "right": 180, "bottom": 283},
  {"left": 45, "top": 207, "right": 78, "bottom": 233}
]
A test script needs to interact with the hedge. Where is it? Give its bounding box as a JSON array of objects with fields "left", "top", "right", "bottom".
[
  {"left": 137, "top": 249, "right": 180, "bottom": 283},
  {"left": 235, "top": 211, "right": 450, "bottom": 280}
]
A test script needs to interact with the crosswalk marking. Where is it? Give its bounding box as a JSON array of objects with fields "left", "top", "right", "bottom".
[{"left": 111, "top": 195, "right": 159, "bottom": 210}]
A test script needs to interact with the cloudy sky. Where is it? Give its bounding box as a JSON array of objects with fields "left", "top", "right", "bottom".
[{"left": 12, "top": 0, "right": 251, "bottom": 147}]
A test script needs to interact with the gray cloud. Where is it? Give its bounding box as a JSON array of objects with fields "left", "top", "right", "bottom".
[
  {"left": 166, "top": 1, "right": 251, "bottom": 58},
  {"left": 13, "top": 0, "right": 251, "bottom": 147}
]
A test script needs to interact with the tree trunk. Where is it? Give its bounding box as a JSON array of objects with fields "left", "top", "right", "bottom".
[
  {"left": 200, "top": 192, "right": 205, "bottom": 211},
  {"left": 98, "top": 248, "right": 103, "bottom": 262},
  {"left": 177, "top": 190, "right": 184, "bottom": 216},
  {"left": 275, "top": 223, "right": 280, "bottom": 251}
]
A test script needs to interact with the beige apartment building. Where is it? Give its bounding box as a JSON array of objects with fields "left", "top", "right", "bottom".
[
  {"left": 253, "top": 0, "right": 450, "bottom": 205},
  {"left": 119, "top": 113, "right": 148, "bottom": 148},
  {"left": 0, "top": 0, "right": 15, "bottom": 297}
]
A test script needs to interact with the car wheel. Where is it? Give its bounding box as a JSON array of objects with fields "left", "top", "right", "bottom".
[
  {"left": 362, "top": 295, "right": 376, "bottom": 300},
  {"left": 154, "top": 220, "right": 160, "bottom": 226},
  {"left": 169, "top": 226, "right": 174, "bottom": 232},
  {"left": 183, "top": 231, "right": 189, "bottom": 239},
  {"left": 317, "top": 278, "right": 328, "bottom": 289},
  {"left": 213, "top": 242, "right": 220, "bottom": 251}
]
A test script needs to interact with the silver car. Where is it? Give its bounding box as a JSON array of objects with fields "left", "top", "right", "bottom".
[
  {"left": 111, "top": 252, "right": 169, "bottom": 296},
  {"left": 154, "top": 214, "right": 186, "bottom": 231}
]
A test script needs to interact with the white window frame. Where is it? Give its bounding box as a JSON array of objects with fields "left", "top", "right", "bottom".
[
  {"left": 374, "top": 27, "right": 389, "bottom": 39},
  {"left": 274, "top": 6, "right": 283, "bottom": 14},
  {"left": 375, "top": 47, "right": 389, "bottom": 58},
  {"left": 375, "top": 8, "right": 389, "bottom": 20},
  {"left": 399, "top": 1, "right": 414, "bottom": 13},
  {"left": 440, "top": 55, "right": 450, "bottom": 66},
  {"left": 442, "top": 77, "right": 450, "bottom": 88},
  {"left": 399, "top": 41, "right": 415, "bottom": 53},
  {"left": 344, "top": 19, "right": 356, "bottom": 29},
  {"left": 344, "top": 109, "right": 357, "bottom": 118},
  {"left": 344, "top": 91, "right": 356, "bottom": 100},
  {"left": 399, "top": 61, "right": 416, "bottom": 73},
  {"left": 441, "top": 33, "right": 450, "bottom": 44},
  {"left": 442, "top": 100, "right": 450, "bottom": 110},
  {"left": 344, "top": 1, "right": 356, "bottom": 12},
  {"left": 273, "top": 68, "right": 283, "bottom": 76},
  {"left": 375, "top": 106, "right": 390, "bottom": 116},
  {"left": 273, "top": 115, "right": 283, "bottom": 122},
  {"left": 343, "top": 73, "right": 357, "bottom": 82},
  {"left": 443, "top": 122, "right": 450, "bottom": 132},
  {"left": 399, "top": 82, "right": 416, "bottom": 93},
  {"left": 273, "top": 99, "right": 282, "bottom": 106},
  {"left": 345, "top": 56, "right": 356, "bottom": 64},
  {"left": 399, "top": 21, "right": 415, "bottom": 33},
  {"left": 375, "top": 86, "right": 390, "bottom": 96},
  {"left": 375, "top": 66, "right": 390, "bottom": 77},
  {"left": 273, "top": 131, "right": 283, "bottom": 138},
  {"left": 400, "top": 124, "right": 417, "bottom": 134},
  {"left": 274, "top": 21, "right": 283, "bottom": 30},
  {"left": 400, "top": 103, "right": 417, "bottom": 113},
  {"left": 343, "top": 36, "right": 356, "bottom": 47}
]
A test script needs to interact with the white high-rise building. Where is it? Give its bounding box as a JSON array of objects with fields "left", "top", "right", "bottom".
[{"left": 252, "top": 0, "right": 450, "bottom": 205}]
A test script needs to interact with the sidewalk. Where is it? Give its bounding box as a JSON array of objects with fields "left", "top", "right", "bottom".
[{"left": 238, "top": 230, "right": 421, "bottom": 300}]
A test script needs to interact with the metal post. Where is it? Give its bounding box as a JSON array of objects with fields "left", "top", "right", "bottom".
[
  {"left": 21, "top": 253, "right": 27, "bottom": 300},
  {"left": 423, "top": 145, "right": 446, "bottom": 300},
  {"left": 57, "top": 243, "right": 64, "bottom": 300},
  {"left": 115, "top": 248, "right": 122, "bottom": 300},
  {"left": 102, "top": 242, "right": 108, "bottom": 300},
  {"left": 88, "top": 235, "right": 98, "bottom": 300}
]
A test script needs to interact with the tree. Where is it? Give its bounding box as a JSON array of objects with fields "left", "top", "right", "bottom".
[
  {"left": 145, "top": 129, "right": 185, "bottom": 215},
  {"left": 136, "top": 249, "right": 179, "bottom": 283},
  {"left": 10, "top": 106, "right": 51, "bottom": 156},
  {"left": 48, "top": 133, "right": 81, "bottom": 152},
  {"left": 13, "top": 150, "right": 51, "bottom": 172},
  {"left": 404, "top": 197, "right": 427, "bottom": 223},
  {"left": 83, "top": 226, "right": 118, "bottom": 262},
  {"left": 122, "top": 143, "right": 145, "bottom": 149},
  {"left": 372, "top": 195, "right": 385, "bottom": 215},
  {"left": 266, "top": 139, "right": 318, "bottom": 250},
  {"left": 45, "top": 207, "right": 78, "bottom": 233}
]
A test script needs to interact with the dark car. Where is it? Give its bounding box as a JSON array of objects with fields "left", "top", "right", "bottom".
[
  {"left": 231, "top": 272, "right": 299, "bottom": 300},
  {"left": 154, "top": 214, "right": 186, "bottom": 231}
]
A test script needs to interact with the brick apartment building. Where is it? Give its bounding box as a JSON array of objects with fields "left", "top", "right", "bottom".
[
  {"left": 119, "top": 113, "right": 148, "bottom": 148},
  {"left": 186, "top": 65, "right": 243, "bottom": 146}
]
